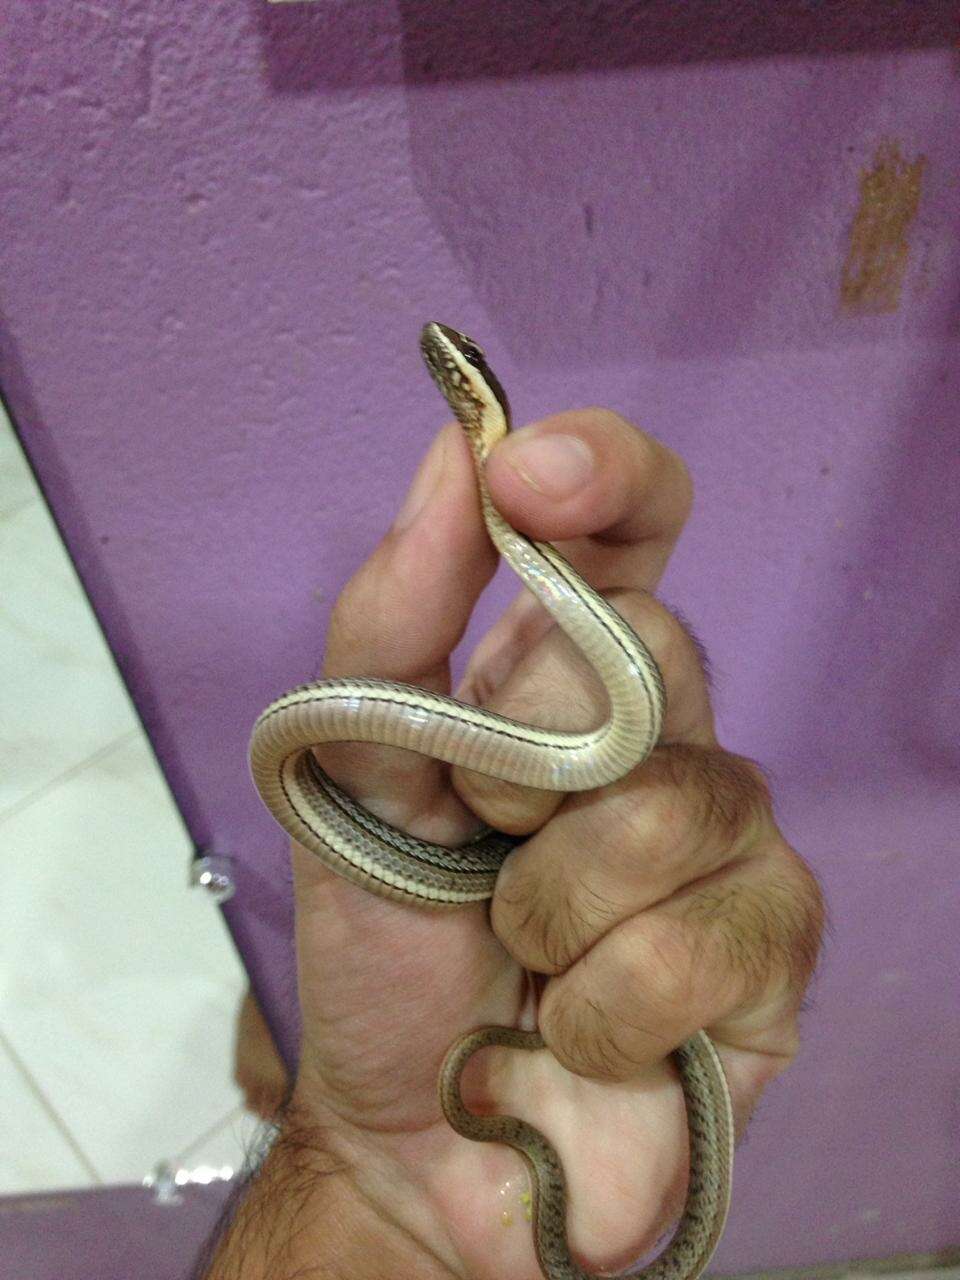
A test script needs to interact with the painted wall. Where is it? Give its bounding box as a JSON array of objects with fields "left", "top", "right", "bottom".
[
  {"left": 0, "top": 1181, "right": 231, "bottom": 1280},
  {"left": 1, "top": 2, "right": 957, "bottom": 1270}
]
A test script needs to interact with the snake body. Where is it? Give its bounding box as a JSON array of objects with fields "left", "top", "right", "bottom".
[{"left": 249, "top": 322, "right": 734, "bottom": 1279}]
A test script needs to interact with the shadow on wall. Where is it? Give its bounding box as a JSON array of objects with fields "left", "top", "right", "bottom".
[
  {"left": 399, "top": 59, "right": 883, "bottom": 366},
  {"left": 252, "top": 0, "right": 958, "bottom": 365},
  {"left": 255, "top": 0, "right": 958, "bottom": 91},
  {"left": 409, "top": 71, "right": 956, "bottom": 365},
  {"left": 248, "top": 0, "right": 960, "bottom": 787}
]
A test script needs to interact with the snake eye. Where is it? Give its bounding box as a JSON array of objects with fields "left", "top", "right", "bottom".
[{"left": 459, "top": 341, "right": 485, "bottom": 370}]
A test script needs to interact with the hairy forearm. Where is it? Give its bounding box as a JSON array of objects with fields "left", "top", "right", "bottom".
[{"left": 197, "top": 1113, "right": 457, "bottom": 1280}]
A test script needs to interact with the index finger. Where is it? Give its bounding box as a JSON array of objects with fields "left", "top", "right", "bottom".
[{"left": 485, "top": 408, "right": 693, "bottom": 589}]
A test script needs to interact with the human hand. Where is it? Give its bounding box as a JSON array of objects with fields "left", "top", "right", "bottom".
[{"left": 283, "top": 411, "right": 824, "bottom": 1278}]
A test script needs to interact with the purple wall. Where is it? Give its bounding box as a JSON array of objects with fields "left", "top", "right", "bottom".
[
  {"left": 2, "top": 2, "right": 957, "bottom": 1271},
  {"left": 0, "top": 1182, "right": 232, "bottom": 1280}
]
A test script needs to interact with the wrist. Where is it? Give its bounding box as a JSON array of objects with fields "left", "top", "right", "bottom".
[{"left": 199, "top": 1099, "right": 460, "bottom": 1280}]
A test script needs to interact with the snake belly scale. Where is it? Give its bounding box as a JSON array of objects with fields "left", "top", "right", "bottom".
[{"left": 249, "top": 322, "right": 734, "bottom": 1279}]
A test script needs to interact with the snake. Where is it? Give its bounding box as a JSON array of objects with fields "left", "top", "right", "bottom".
[{"left": 249, "top": 322, "right": 734, "bottom": 1279}]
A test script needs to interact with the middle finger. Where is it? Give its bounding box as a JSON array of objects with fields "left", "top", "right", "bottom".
[{"left": 490, "top": 741, "right": 770, "bottom": 977}]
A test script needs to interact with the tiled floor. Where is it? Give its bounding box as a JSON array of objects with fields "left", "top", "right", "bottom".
[{"left": 0, "top": 401, "right": 260, "bottom": 1195}]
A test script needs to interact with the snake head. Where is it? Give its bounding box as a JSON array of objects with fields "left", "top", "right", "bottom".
[{"left": 420, "top": 322, "right": 511, "bottom": 444}]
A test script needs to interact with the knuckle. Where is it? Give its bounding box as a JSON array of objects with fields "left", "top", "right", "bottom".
[
  {"left": 613, "top": 915, "right": 697, "bottom": 1019},
  {"left": 683, "top": 847, "right": 825, "bottom": 1006},
  {"left": 596, "top": 773, "right": 691, "bottom": 880},
  {"left": 767, "top": 847, "right": 827, "bottom": 990},
  {"left": 493, "top": 854, "right": 621, "bottom": 975},
  {"left": 631, "top": 776, "right": 688, "bottom": 844},
  {"left": 726, "top": 884, "right": 799, "bottom": 998},
  {"left": 539, "top": 986, "right": 632, "bottom": 1080},
  {"left": 695, "top": 752, "right": 767, "bottom": 844},
  {"left": 491, "top": 865, "right": 573, "bottom": 973},
  {"left": 539, "top": 923, "right": 695, "bottom": 1078},
  {"left": 650, "top": 744, "right": 772, "bottom": 852}
]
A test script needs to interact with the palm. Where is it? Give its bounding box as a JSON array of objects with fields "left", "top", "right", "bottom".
[
  {"left": 292, "top": 733, "right": 700, "bottom": 1277},
  {"left": 292, "top": 744, "right": 525, "bottom": 1133}
]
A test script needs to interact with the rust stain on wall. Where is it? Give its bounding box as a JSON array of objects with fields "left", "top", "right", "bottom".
[{"left": 841, "top": 140, "right": 926, "bottom": 315}]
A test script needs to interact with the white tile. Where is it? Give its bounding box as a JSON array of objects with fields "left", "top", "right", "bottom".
[
  {"left": 0, "top": 733, "right": 249, "bottom": 1185},
  {"left": 0, "top": 1030, "right": 97, "bottom": 1194},
  {"left": 0, "top": 403, "right": 38, "bottom": 521},
  {"left": 0, "top": 499, "right": 140, "bottom": 816}
]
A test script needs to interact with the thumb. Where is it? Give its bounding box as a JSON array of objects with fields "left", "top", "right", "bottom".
[{"left": 323, "top": 423, "right": 496, "bottom": 687}]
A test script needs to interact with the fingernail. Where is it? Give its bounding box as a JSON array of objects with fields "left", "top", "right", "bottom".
[
  {"left": 503, "top": 432, "right": 596, "bottom": 499},
  {"left": 393, "top": 433, "right": 446, "bottom": 531}
]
